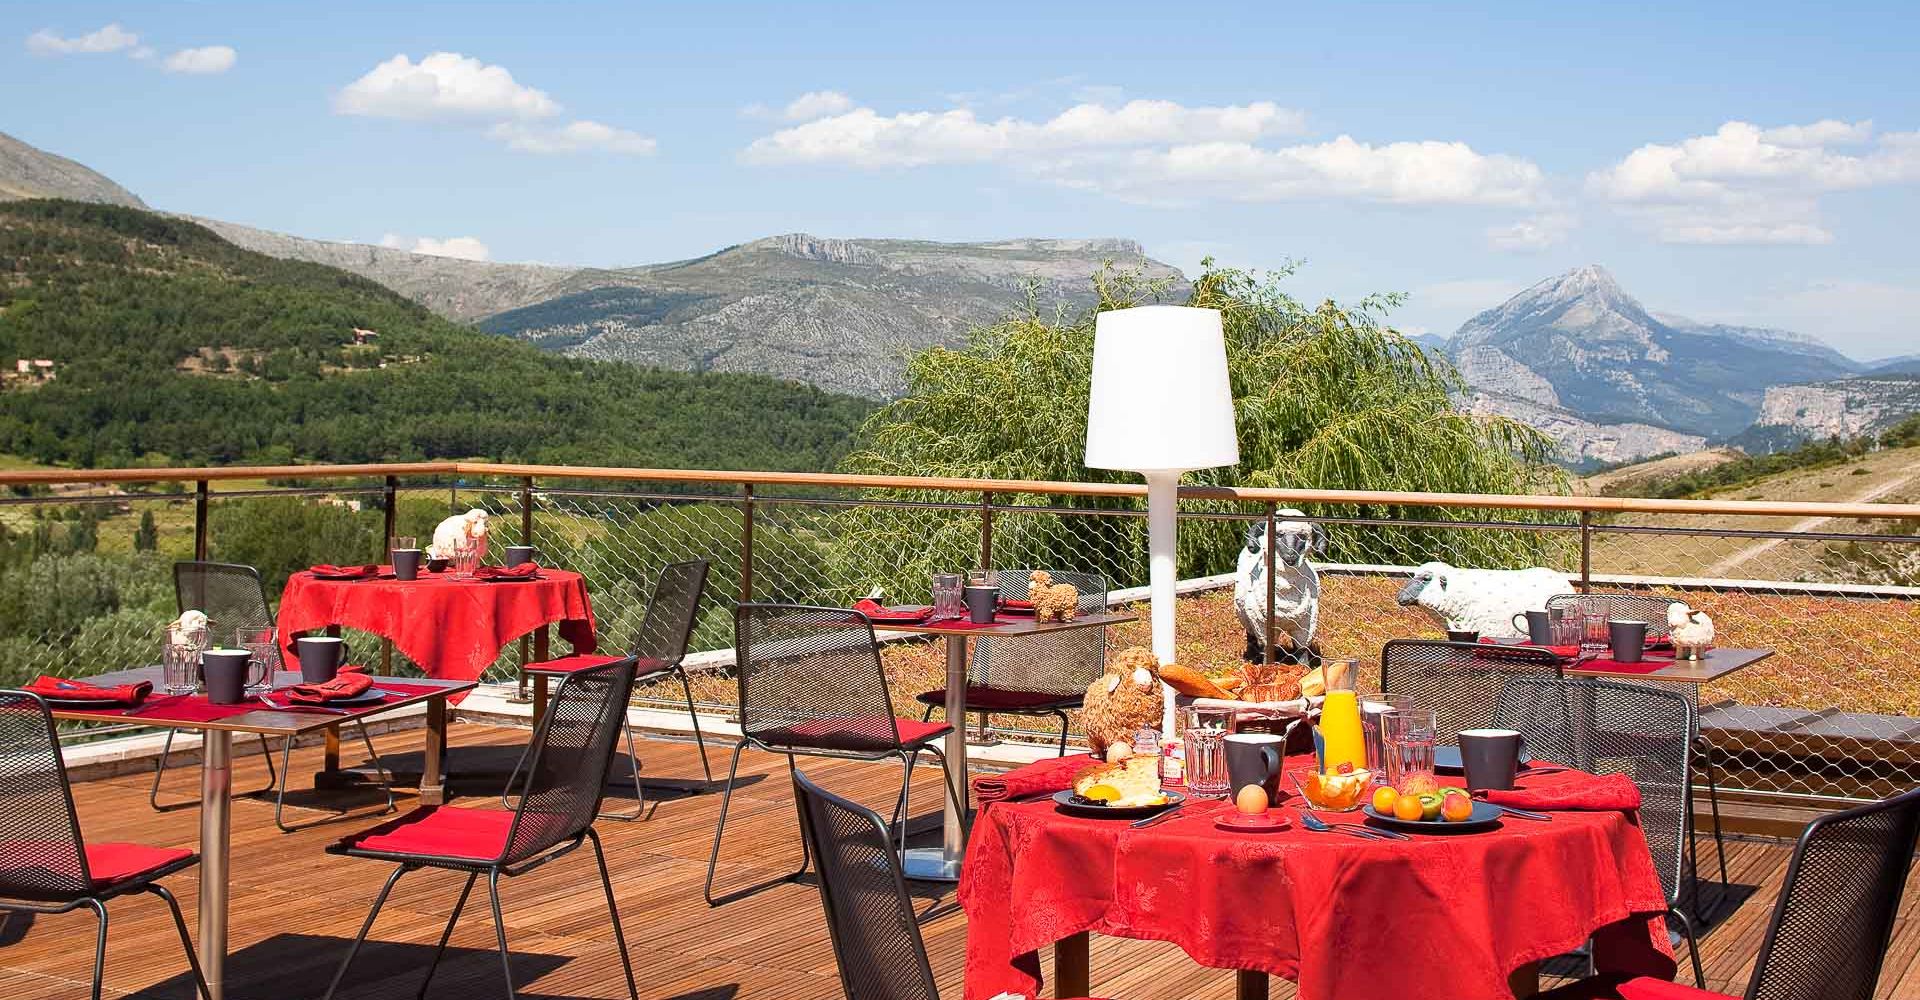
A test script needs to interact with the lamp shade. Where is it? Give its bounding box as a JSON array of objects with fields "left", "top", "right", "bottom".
[{"left": 1084, "top": 306, "right": 1239, "bottom": 473}]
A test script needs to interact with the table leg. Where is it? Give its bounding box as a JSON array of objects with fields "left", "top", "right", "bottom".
[
  {"left": 198, "top": 730, "right": 232, "bottom": 1000},
  {"left": 1235, "top": 970, "right": 1269, "bottom": 1000},
  {"left": 421, "top": 696, "right": 448, "bottom": 806},
  {"left": 1055, "top": 931, "right": 1090, "bottom": 999},
  {"left": 1508, "top": 960, "right": 1541, "bottom": 998},
  {"left": 530, "top": 626, "right": 552, "bottom": 720},
  {"left": 532, "top": 674, "right": 549, "bottom": 724},
  {"left": 902, "top": 634, "right": 968, "bottom": 881},
  {"left": 323, "top": 724, "right": 341, "bottom": 774}
]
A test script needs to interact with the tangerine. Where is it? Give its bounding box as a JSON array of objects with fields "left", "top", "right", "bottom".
[
  {"left": 1371, "top": 786, "right": 1399, "bottom": 815},
  {"left": 1392, "top": 794, "right": 1426, "bottom": 822}
]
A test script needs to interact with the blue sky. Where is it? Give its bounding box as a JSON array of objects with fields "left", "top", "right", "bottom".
[{"left": 7, "top": 1, "right": 1918, "bottom": 358}]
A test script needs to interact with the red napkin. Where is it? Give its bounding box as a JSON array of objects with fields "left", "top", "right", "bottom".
[
  {"left": 851, "top": 599, "right": 933, "bottom": 623},
  {"left": 1483, "top": 771, "right": 1643, "bottom": 811},
  {"left": 473, "top": 563, "right": 541, "bottom": 580},
  {"left": 309, "top": 564, "right": 378, "bottom": 579},
  {"left": 23, "top": 675, "right": 152, "bottom": 706},
  {"left": 286, "top": 666, "right": 374, "bottom": 704},
  {"left": 972, "top": 753, "right": 1100, "bottom": 804},
  {"left": 998, "top": 598, "right": 1035, "bottom": 611}
]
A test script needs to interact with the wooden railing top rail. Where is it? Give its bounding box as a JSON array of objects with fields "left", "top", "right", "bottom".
[{"left": 4, "top": 460, "right": 1919, "bottom": 521}]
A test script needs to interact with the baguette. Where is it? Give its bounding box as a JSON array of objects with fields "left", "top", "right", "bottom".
[{"left": 1159, "top": 663, "right": 1234, "bottom": 700}]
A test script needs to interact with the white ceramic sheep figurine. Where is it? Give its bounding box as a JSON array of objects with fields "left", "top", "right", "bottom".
[
  {"left": 428, "top": 508, "right": 490, "bottom": 562},
  {"left": 1668, "top": 601, "right": 1715, "bottom": 655},
  {"left": 1233, "top": 510, "right": 1325, "bottom": 663},
  {"left": 1395, "top": 561, "right": 1573, "bottom": 637}
]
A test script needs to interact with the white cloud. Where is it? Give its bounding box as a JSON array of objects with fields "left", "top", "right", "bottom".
[
  {"left": 26, "top": 22, "right": 138, "bottom": 55},
  {"left": 487, "top": 119, "right": 657, "bottom": 155},
  {"left": 335, "top": 52, "right": 560, "bottom": 120},
  {"left": 1591, "top": 119, "right": 1920, "bottom": 245},
  {"left": 1080, "top": 136, "right": 1545, "bottom": 207},
  {"left": 1487, "top": 211, "right": 1575, "bottom": 251},
  {"left": 743, "top": 99, "right": 1308, "bottom": 168},
  {"left": 163, "top": 45, "right": 236, "bottom": 75},
  {"left": 782, "top": 90, "right": 853, "bottom": 122},
  {"left": 379, "top": 233, "right": 491, "bottom": 261}
]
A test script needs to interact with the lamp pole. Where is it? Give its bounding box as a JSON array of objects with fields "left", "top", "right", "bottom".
[{"left": 1144, "top": 469, "right": 1182, "bottom": 733}]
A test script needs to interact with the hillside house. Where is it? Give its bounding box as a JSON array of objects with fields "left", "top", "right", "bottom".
[
  {"left": 9, "top": 359, "right": 55, "bottom": 383},
  {"left": 351, "top": 327, "right": 380, "bottom": 345}
]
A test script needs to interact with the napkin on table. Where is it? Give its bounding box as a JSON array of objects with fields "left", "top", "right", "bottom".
[
  {"left": 473, "top": 563, "right": 541, "bottom": 580},
  {"left": 286, "top": 666, "right": 375, "bottom": 704},
  {"left": 973, "top": 753, "right": 1100, "bottom": 804},
  {"left": 23, "top": 675, "right": 152, "bottom": 706},
  {"left": 309, "top": 564, "right": 378, "bottom": 579},
  {"left": 1483, "top": 771, "right": 1643, "bottom": 811},
  {"left": 852, "top": 599, "right": 933, "bottom": 623}
]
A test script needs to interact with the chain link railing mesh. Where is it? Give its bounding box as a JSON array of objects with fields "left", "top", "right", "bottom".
[{"left": 4, "top": 473, "right": 1917, "bottom": 803}]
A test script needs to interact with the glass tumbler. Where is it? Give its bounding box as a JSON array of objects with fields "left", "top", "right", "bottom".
[
  {"left": 1580, "top": 607, "right": 1610, "bottom": 651},
  {"left": 452, "top": 538, "right": 479, "bottom": 578},
  {"left": 1383, "top": 707, "right": 1440, "bottom": 794},
  {"left": 1183, "top": 706, "right": 1232, "bottom": 799},
  {"left": 1360, "top": 692, "right": 1415, "bottom": 782},
  {"left": 162, "top": 629, "right": 205, "bottom": 695},
  {"left": 236, "top": 626, "right": 277, "bottom": 692},
  {"left": 931, "top": 573, "right": 965, "bottom": 618}
]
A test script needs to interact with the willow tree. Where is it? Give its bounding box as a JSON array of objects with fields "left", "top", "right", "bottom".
[{"left": 836, "top": 261, "right": 1572, "bottom": 596}]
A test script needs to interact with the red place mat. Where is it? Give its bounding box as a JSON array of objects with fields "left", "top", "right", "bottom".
[
  {"left": 1572, "top": 655, "right": 1674, "bottom": 675},
  {"left": 91, "top": 680, "right": 450, "bottom": 725}
]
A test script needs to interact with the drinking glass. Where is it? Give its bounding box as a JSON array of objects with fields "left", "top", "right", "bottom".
[
  {"left": 1360, "top": 692, "right": 1415, "bottom": 782},
  {"left": 1183, "top": 706, "right": 1232, "bottom": 799},
  {"left": 236, "top": 626, "right": 277, "bottom": 693},
  {"left": 389, "top": 535, "right": 417, "bottom": 555},
  {"left": 1383, "top": 707, "right": 1440, "bottom": 794},
  {"left": 1580, "top": 607, "right": 1610, "bottom": 651},
  {"left": 162, "top": 628, "right": 205, "bottom": 695},
  {"left": 931, "top": 573, "right": 965, "bottom": 618},
  {"left": 452, "top": 538, "right": 479, "bottom": 578},
  {"left": 1549, "top": 607, "right": 1581, "bottom": 647}
]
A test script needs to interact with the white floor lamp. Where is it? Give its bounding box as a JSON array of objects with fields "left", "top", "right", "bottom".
[{"left": 1084, "top": 306, "right": 1239, "bottom": 735}]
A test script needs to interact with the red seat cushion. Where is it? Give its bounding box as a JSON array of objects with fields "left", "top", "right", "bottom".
[
  {"left": 754, "top": 716, "right": 953, "bottom": 752},
  {"left": 1537, "top": 976, "right": 1736, "bottom": 1000},
  {"left": 85, "top": 842, "right": 195, "bottom": 890},
  {"left": 915, "top": 685, "right": 1081, "bottom": 712},
  {"left": 336, "top": 806, "right": 517, "bottom": 862},
  {"left": 525, "top": 654, "right": 669, "bottom": 678}
]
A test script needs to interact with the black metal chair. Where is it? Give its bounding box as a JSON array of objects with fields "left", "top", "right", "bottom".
[
  {"left": 1379, "top": 638, "right": 1563, "bottom": 742},
  {"left": 705, "top": 604, "right": 962, "bottom": 907},
  {"left": 1547, "top": 590, "right": 1730, "bottom": 897},
  {"left": 1495, "top": 676, "right": 1705, "bottom": 986},
  {"left": 0, "top": 691, "right": 211, "bottom": 1000},
  {"left": 161, "top": 561, "right": 395, "bottom": 832},
  {"left": 916, "top": 569, "right": 1108, "bottom": 756},
  {"left": 514, "top": 559, "right": 712, "bottom": 819},
  {"left": 321, "top": 658, "right": 641, "bottom": 1000},
  {"left": 1536, "top": 785, "right": 1920, "bottom": 1000}
]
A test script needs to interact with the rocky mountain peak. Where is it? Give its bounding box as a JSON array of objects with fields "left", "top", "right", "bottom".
[
  {"left": 0, "top": 131, "right": 146, "bottom": 208},
  {"left": 751, "top": 233, "right": 880, "bottom": 265}
]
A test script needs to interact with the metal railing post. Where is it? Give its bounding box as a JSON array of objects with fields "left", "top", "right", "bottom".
[
  {"left": 740, "top": 483, "right": 755, "bottom": 604},
  {"left": 193, "top": 480, "right": 209, "bottom": 560},
  {"left": 979, "top": 491, "right": 994, "bottom": 570},
  {"left": 382, "top": 475, "right": 397, "bottom": 675},
  {"left": 510, "top": 476, "right": 537, "bottom": 703},
  {"left": 1579, "top": 511, "right": 1593, "bottom": 592},
  {"left": 1264, "top": 503, "right": 1278, "bottom": 665}
]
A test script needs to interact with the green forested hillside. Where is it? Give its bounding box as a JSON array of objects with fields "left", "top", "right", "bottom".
[{"left": 0, "top": 200, "right": 872, "bottom": 469}]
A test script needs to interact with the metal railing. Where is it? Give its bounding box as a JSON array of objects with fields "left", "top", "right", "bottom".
[{"left": 5, "top": 461, "right": 1920, "bottom": 807}]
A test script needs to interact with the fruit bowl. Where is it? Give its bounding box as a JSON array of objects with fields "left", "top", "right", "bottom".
[{"left": 1292, "top": 768, "right": 1372, "bottom": 812}]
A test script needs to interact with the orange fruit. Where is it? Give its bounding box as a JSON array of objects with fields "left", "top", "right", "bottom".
[
  {"left": 1371, "top": 786, "right": 1399, "bottom": 814},
  {"left": 1441, "top": 795, "right": 1475, "bottom": 823},
  {"left": 1393, "top": 794, "right": 1426, "bottom": 822}
]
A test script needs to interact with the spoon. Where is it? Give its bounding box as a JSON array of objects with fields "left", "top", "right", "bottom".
[{"left": 1299, "top": 810, "right": 1386, "bottom": 841}]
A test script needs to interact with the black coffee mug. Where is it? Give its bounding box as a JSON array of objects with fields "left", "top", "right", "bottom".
[
  {"left": 295, "top": 636, "right": 349, "bottom": 684},
  {"left": 200, "top": 649, "right": 251, "bottom": 705},
  {"left": 1224, "top": 733, "right": 1286, "bottom": 800},
  {"left": 504, "top": 545, "right": 539, "bottom": 568},
  {"left": 1447, "top": 628, "right": 1480, "bottom": 643},
  {"left": 963, "top": 585, "right": 999, "bottom": 625},
  {"left": 1608, "top": 619, "right": 1649, "bottom": 663},
  {"left": 1458, "top": 728, "right": 1523, "bottom": 792},
  {"left": 391, "top": 547, "right": 423, "bottom": 581},
  {"left": 427, "top": 557, "right": 450, "bottom": 573},
  {"left": 1512, "top": 609, "right": 1553, "bottom": 645}
]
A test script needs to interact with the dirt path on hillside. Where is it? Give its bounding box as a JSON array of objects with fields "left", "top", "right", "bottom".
[{"left": 1703, "top": 470, "right": 1920, "bottom": 577}]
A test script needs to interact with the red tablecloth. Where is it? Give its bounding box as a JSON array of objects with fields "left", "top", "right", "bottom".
[
  {"left": 959, "top": 754, "right": 1676, "bottom": 1000},
  {"left": 277, "top": 569, "right": 597, "bottom": 696}
]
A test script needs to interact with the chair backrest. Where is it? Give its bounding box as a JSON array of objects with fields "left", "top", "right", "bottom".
[
  {"left": 792, "top": 767, "right": 941, "bottom": 1000},
  {"left": 969, "top": 569, "right": 1108, "bottom": 697},
  {"left": 174, "top": 561, "right": 280, "bottom": 668},
  {"left": 1743, "top": 787, "right": 1920, "bottom": 1000},
  {"left": 501, "top": 657, "right": 639, "bottom": 863},
  {"left": 1544, "top": 592, "right": 1678, "bottom": 641},
  {"left": 1379, "top": 639, "right": 1562, "bottom": 743},
  {"left": 1494, "top": 676, "right": 1693, "bottom": 904},
  {"left": 0, "top": 691, "right": 94, "bottom": 901},
  {"left": 735, "top": 605, "right": 903, "bottom": 752},
  {"left": 628, "top": 560, "right": 709, "bottom": 666}
]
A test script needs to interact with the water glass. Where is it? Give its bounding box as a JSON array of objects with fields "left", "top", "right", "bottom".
[
  {"left": 161, "top": 630, "right": 204, "bottom": 695},
  {"left": 1360, "top": 692, "right": 1415, "bottom": 781},
  {"left": 389, "top": 535, "right": 417, "bottom": 556},
  {"left": 1183, "top": 707, "right": 1232, "bottom": 799},
  {"left": 931, "top": 573, "right": 965, "bottom": 618},
  {"left": 1383, "top": 707, "right": 1440, "bottom": 793},
  {"left": 235, "top": 626, "right": 277, "bottom": 692},
  {"left": 452, "top": 538, "right": 479, "bottom": 578},
  {"left": 1580, "top": 607, "right": 1610, "bottom": 651},
  {"left": 1550, "top": 608, "right": 1581, "bottom": 647}
]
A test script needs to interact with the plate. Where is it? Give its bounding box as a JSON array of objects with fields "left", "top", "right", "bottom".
[
  {"left": 996, "top": 604, "right": 1037, "bottom": 616},
  {"left": 1052, "top": 789, "right": 1185, "bottom": 819},
  {"left": 1435, "top": 746, "right": 1553, "bottom": 775},
  {"left": 1215, "top": 811, "right": 1292, "bottom": 832},
  {"left": 1361, "top": 799, "right": 1503, "bottom": 832},
  {"left": 481, "top": 574, "right": 541, "bottom": 583},
  {"left": 281, "top": 687, "right": 394, "bottom": 707},
  {"left": 42, "top": 696, "right": 136, "bottom": 709},
  {"left": 311, "top": 572, "right": 377, "bottom": 581}
]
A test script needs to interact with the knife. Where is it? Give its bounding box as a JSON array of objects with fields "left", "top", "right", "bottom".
[
  {"left": 1486, "top": 802, "right": 1553, "bottom": 822},
  {"left": 1130, "top": 803, "right": 1187, "bottom": 829}
]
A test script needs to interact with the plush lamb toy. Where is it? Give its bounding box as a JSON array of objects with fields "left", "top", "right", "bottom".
[
  {"left": 1668, "top": 602, "right": 1715, "bottom": 654},
  {"left": 428, "top": 508, "right": 490, "bottom": 562},
  {"left": 1233, "top": 511, "right": 1325, "bottom": 664},
  {"left": 1394, "top": 561, "right": 1572, "bottom": 637},
  {"left": 1080, "top": 647, "right": 1165, "bottom": 756},
  {"left": 1027, "top": 570, "right": 1080, "bottom": 623}
]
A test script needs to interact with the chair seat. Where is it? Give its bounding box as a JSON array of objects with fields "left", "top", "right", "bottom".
[
  {"left": 85, "top": 842, "right": 196, "bottom": 891},
  {"left": 334, "top": 806, "right": 516, "bottom": 863},
  {"left": 526, "top": 653, "right": 670, "bottom": 678},
  {"left": 915, "top": 685, "right": 1082, "bottom": 712},
  {"left": 754, "top": 716, "right": 953, "bottom": 753},
  {"left": 1536, "top": 976, "right": 1736, "bottom": 1000}
]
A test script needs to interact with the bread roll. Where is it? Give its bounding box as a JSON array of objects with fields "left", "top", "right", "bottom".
[{"left": 1160, "top": 663, "right": 1233, "bottom": 700}]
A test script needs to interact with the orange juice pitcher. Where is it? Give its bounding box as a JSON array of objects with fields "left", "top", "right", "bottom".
[{"left": 1316, "top": 658, "right": 1366, "bottom": 774}]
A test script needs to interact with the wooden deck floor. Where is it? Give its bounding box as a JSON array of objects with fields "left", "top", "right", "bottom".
[{"left": 2, "top": 725, "right": 1916, "bottom": 1000}]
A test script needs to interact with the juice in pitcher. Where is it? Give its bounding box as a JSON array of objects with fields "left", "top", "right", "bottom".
[{"left": 1316, "top": 658, "right": 1367, "bottom": 774}]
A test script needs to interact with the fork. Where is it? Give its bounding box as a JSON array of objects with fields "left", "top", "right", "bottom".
[
  {"left": 256, "top": 691, "right": 349, "bottom": 715},
  {"left": 1299, "top": 810, "right": 1391, "bottom": 841}
]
